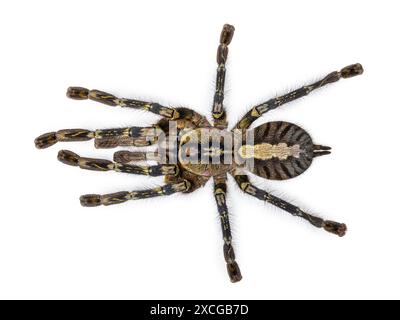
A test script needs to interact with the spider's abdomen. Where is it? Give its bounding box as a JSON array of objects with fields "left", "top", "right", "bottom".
[{"left": 241, "top": 121, "right": 314, "bottom": 180}]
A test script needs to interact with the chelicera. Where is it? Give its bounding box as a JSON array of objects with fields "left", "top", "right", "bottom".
[{"left": 35, "top": 24, "right": 363, "bottom": 283}]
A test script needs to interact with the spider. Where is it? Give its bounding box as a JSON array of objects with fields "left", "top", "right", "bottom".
[{"left": 35, "top": 24, "right": 363, "bottom": 283}]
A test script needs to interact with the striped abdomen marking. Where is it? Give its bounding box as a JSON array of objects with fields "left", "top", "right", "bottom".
[
  {"left": 238, "top": 143, "right": 301, "bottom": 161},
  {"left": 247, "top": 121, "right": 314, "bottom": 180}
]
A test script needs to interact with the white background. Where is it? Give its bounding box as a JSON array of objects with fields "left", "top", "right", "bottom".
[{"left": 1, "top": 0, "right": 399, "bottom": 299}]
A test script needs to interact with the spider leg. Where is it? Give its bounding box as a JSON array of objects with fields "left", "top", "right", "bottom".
[
  {"left": 80, "top": 180, "right": 190, "bottom": 207},
  {"left": 94, "top": 126, "right": 161, "bottom": 149},
  {"left": 57, "top": 150, "right": 179, "bottom": 177},
  {"left": 34, "top": 126, "right": 161, "bottom": 149},
  {"left": 214, "top": 174, "right": 242, "bottom": 283},
  {"left": 232, "top": 173, "right": 347, "bottom": 237},
  {"left": 235, "top": 63, "right": 364, "bottom": 130},
  {"left": 113, "top": 150, "right": 160, "bottom": 164},
  {"left": 66, "top": 87, "right": 180, "bottom": 119},
  {"left": 212, "top": 24, "right": 235, "bottom": 129}
]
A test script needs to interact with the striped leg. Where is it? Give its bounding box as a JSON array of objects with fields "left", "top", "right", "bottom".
[
  {"left": 94, "top": 126, "right": 161, "bottom": 149},
  {"left": 80, "top": 180, "right": 190, "bottom": 207},
  {"left": 57, "top": 150, "right": 179, "bottom": 177},
  {"left": 34, "top": 129, "right": 94, "bottom": 149},
  {"left": 66, "top": 87, "right": 180, "bottom": 119},
  {"left": 235, "top": 63, "right": 364, "bottom": 130},
  {"left": 214, "top": 175, "right": 242, "bottom": 283},
  {"left": 113, "top": 150, "right": 160, "bottom": 164},
  {"left": 212, "top": 24, "right": 235, "bottom": 129},
  {"left": 34, "top": 126, "right": 161, "bottom": 149},
  {"left": 233, "top": 174, "right": 346, "bottom": 237}
]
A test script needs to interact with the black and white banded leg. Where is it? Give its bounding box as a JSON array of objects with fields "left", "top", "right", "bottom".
[
  {"left": 80, "top": 180, "right": 190, "bottom": 207},
  {"left": 67, "top": 87, "right": 180, "bottom": 119},
  {"left": 212, "top": 24, "right": 235, "bottom": 129},
  {"left": 233, "top": 174, "right": 346, "bottom": 237},
  {"left": 214, "top": 174, "right": 242, "bottom": 282},
  {"left": 34, "top": 126, "right": 162, "bottom": 149},
  {"left": 57, "top": 150, "right": 179, "bottom": 177},
  {"left": 235, "top": 63, "right": 364, "bottom": 130}
]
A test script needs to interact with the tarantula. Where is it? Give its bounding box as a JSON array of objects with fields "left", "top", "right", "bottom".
[{"left": 35, "top": 24, "right": 363, "bottom": 283}]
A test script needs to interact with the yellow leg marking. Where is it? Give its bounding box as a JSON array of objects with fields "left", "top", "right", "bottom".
[{"left": 240, "top": 182, "right": 249, "bottom": 191}]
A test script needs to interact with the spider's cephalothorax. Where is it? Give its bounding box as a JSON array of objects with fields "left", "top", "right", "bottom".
[{"left": 35, "top": 24, "right": 363, "bottom": 283}]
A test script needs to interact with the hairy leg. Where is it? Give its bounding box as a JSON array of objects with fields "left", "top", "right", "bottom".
[
  {"left": 57, "top": 150, "right": 178, "bottom": 176},
  {"left": 93, "top": 126, "right": 161, "bottom": 148},
  {"left": 213, "top": 174, "right": 242, "bottom": 282},
  {"left": 233, "top": 173, "right": 346, "bottom": 236},
  {"left": 235, "top": 63, "right": 364, "bottom": 130},
  {"left": 66, "top": 87, "right": 180, "bottom": 119},
  {"left": 34, "top": 126, "right": 161, "bottom": 149},
  {"left": 80, "top": 180, "right": 190, "bottom": 207},
  {"left": 113, "top": 150, "right": 160, "bottom": 164},
  {"left": 212, "top": 24, "right": 235, "bottom": 129}
]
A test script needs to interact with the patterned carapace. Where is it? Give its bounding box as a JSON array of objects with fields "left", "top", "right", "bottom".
[{"left": 35, "top": 24, "right": 363, "bottom": 283}]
